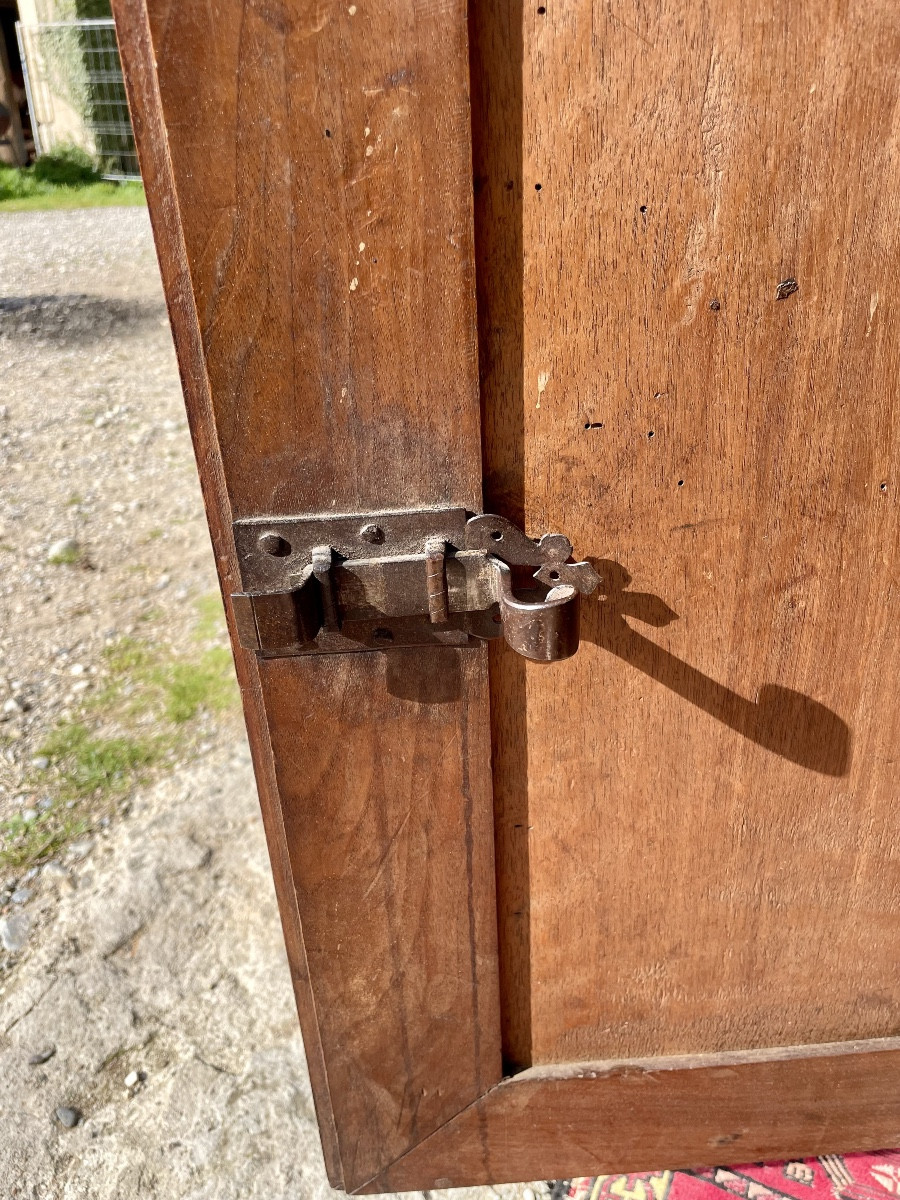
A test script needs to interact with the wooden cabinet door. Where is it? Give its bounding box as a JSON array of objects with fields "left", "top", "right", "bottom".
[{"left": 113, "top": 0, "right": 900, "bottom": 1191}]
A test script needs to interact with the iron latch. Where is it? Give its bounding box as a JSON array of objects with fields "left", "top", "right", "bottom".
[{"left": 230, "top": 509, "right": 599, "bottom": 663}]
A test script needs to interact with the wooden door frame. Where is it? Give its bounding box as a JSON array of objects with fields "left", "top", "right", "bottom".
[
  {"left": 112, "top": 0, "right": 900, "bottom": 1191},
  {"left": 361, "top": 1040, "right": 900, "bottom": 1192}
]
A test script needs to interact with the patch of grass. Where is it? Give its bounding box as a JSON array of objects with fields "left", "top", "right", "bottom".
[
  {"left": 39, "top": 722, "right": 160, "bottom": 800},
  {"left": 0, "top": 603, "right": 237, "bottom": 870},
  {"left": 32, "top": 144, "right": 100, "bottom": 186},
  {"left": 0, "top": 722, "right": 160, "bottom": 869},
  {"left": 0, "top": 146, "right": 145, "bottom": 213},
  {"left": 96, "top": 631, "right": 237, "bottom": 722},
  {"left": 102, "top": 636, "right": 154, "bottom": 676},
  {"left": 164, "top": 648, "right": 236, "bottom": 723},
  {"left": 0, "top": 808, "right": 90, "bottom": 871},
  {"left": 48, "top": 544, "right": 81, "bottom": 566}
]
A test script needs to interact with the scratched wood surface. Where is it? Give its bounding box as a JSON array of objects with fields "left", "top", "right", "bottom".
[
  {"left": 113, "top": 0, "right": 501, "bottom": 1189},
  {"left": 473, "top": 0, "right": 900, "bottom": 1067},
  {"left": 361, "top": 1041, "right": 900, "bottom": 1192}
]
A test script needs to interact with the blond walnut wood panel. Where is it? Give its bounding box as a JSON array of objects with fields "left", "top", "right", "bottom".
[
  {"left": 265, "top": 649, "right": 499, "bottom": 1188},
  {"left": 118, "top": 0, "right": 900, "bottom": 1186},
  {"left": 144, "top": 0, "right": 483, "bottom": 520},
  {"left": 474, "top": 0, "right": 900, "bottom": 1065},
  {"left": 114, "top": 0, "right": 500, "bottom": 1188}
]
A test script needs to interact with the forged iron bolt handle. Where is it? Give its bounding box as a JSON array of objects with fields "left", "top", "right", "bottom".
[
  {"left": 489, "top": 559, "right": 582, "bottom": 662},
  {"left": 464, "top": 513, "right": 601, "bottom": 597},
  {"left": 464, "top": 514, "right": 600, "bottom": 662}
]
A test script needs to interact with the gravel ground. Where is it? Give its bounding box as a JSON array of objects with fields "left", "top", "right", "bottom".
[
  {"left": 0, "top": 210, "right": 549, "bottom": 1200},
  {"left": 0, "top": 208, "right": 220, "bottom": 823}
]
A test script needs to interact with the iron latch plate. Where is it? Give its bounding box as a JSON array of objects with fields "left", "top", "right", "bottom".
[{"left": 230, "top": 508, "right": 599, "bottom": 662}]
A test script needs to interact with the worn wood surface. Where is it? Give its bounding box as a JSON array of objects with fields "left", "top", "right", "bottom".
[
  {"left": 113, "top": 0, "right": 500, "bottom": 1189},
  {"left": 142, "top": 0, "right": 484, "bottom": 521},
  {"left": 361, "top": 1040, "right": 900, "bottom": 1192},
  {"left": 119, "top": 0, "right": 900, "bottom": 1187},
  {"left": 474, "top": 0, "right": 900, "bottom": 1067},
  {"left": 267, "top": 648, "right": 499, "bottom": 1188}
]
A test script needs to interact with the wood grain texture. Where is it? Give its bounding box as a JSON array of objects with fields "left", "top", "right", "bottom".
[
  {"left": 113, "top": 0, "right": 501, "bottom": 1188},
  {"left": 119, "top": 0, "right": 900, "bottom": 1186},
  {"left": 473, "top": 0, "right": 900, "bottom": 1065},
  {"left": 266, "top": 648, "right": 499, "bottom": 1189},
  {"left": 359, "top": 1040, "right": 900, "bottom": 1192},
  {"left": 144, "top": 0, "right": 483, "bottom": 521}
]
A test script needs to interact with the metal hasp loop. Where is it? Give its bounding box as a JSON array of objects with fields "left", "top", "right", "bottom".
[
  {"left": 489, "top": 560, "right": 580, "bottom": 662},
  {"left": 230, "top": 508, "right": 600, "bottom": 662},
  {"left": 463, "top": 514, "right": 599, "bottom": 662}
]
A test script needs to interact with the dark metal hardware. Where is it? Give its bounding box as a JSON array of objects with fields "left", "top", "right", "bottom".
[{"left": 230, "top": 508, "right": 599, "bottom": 662}]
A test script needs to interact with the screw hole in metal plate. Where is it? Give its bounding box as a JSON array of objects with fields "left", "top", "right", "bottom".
[{"left": 259, "top": 532, "right": 292, "bottom": 557}]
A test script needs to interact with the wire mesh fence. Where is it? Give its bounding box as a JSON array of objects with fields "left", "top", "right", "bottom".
[{"left": 15, "top": 18, "right": 139, "bottom": 180}]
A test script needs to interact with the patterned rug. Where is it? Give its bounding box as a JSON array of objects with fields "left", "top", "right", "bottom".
[{"left": 553, "top": 1151, "right": 900, "bottom": 1200}]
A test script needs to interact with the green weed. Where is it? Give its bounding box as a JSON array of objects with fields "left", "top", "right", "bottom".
[
  {"left": 32, "top": 145, "right": 100, "bottom": 186},
  {"left": 0, "top": 807, "right": 90, "bottom": 871},
  {"left": 47, "top": 544, "right": 81, "bottom": 565},
  {"left": 0, "top": 596, "right": 237, "bottom": 870},
  {"left": 39, "top": 722, "right": 160, "bottom": 799},
  {"left": 96, "top": 628, "right": 236, "bottom": 722},
  {"left": 163, "top": 648, "right": 236, "bottom": 723},
  {"left": 0, "top": 147, "right": 145, "bottom": 212},
  {"left": 102, "top": 636, "right": 154, "bottom": 676},
  {"left": 0, "top": 724, "right": 160, "bottom": 869}
]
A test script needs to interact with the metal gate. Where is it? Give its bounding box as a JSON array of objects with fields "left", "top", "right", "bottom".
[{"left": 16, "top": 18, "right": 138, "bottom": 180}]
